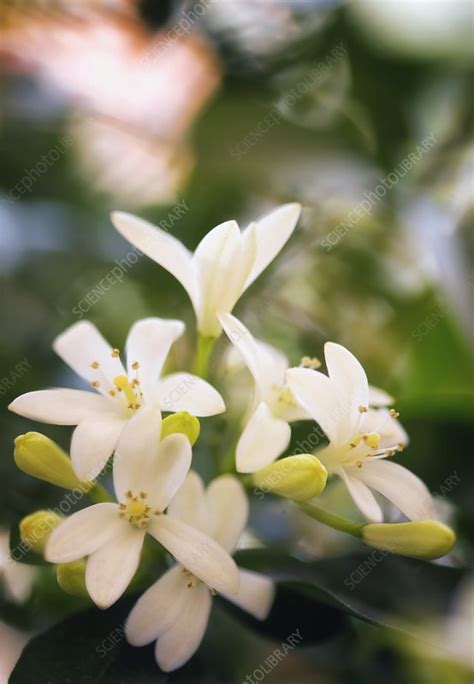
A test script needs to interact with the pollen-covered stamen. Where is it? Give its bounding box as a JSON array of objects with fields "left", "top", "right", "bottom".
[
  {"left": 113, "top": 375, "right": 141, "bottom": 410},
  {"left": 299, "top": 356, "right": 321, "bottom": 370},
  {"left": 276, "top": 386, "right": 298, "bottom": 407},
  {"left": 119, "top": 491, "right": 154, "bottom": 528}
]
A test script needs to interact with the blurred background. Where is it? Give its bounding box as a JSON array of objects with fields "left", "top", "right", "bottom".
[{"left": 0, "top": 1, "right": 473, "bottom": 682}]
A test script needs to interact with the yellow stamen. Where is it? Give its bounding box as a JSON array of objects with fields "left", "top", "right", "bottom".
[
  {"left": 300, "top": 356, "right": 321, "bottom": 369},
  {"left": 111, "top": 348, "right": 120, "bottom": 358},
  {"left": 91, "top": 361, "right": 100, "bottom": 369},
  {"left": 359, "top": 405, "right": 368, "bottom": 413},
  {"left": 365, "top": 433, "right": 381, "bottom": 449},
  {"left": 132, "top": 361, "right": 140, "bottom": 370},
  {"left": 113, "top": 375, "right": 138, "bottom": 408},
  {"left": 389, "top": 409, "right": 399, "bottom": 418},
  {"left": 91, "top": 381, "right": 100, "bottom": 388}
]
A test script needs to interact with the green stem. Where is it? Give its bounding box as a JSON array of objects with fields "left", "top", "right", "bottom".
[
  {"left": 87, "top": 482, "right": 113, "bottom": 503},
  {"left": 192, "top": 335, "right": 217, "bottom": 378},
  {"left": 298, "top": 501, "right": 364, "bottom": 538}
]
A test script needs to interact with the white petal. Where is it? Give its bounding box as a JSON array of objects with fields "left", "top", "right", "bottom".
[
  {"left": 71, "top": 414, "right": 125, "bottom": 481},
  {"left": 193, "top": 221, "right": 255, "bottom": 336},
  {"left": 222, "top": 569, "right": 274, "bottom": 620},
  {"left": 286, "top": 367, "right": 342, "bottom": 445},
  {"left": 8, "top": 389, "right": 112, "bottom": 425},
  {"left": 45, "top": 504, "right": 123, "bottom": 563},
  {"left": 355, "top": 460, "right": 435, "bottom": 521},
  {"left": 206, "top": 475, "right": 248, "bottom": 552},
  {"left": 125, "top": 318, "right": 185, "bottom": 402},
  {"left": 369, "top": 385, "right": 394, "bottom": 407},
  {"left": 167, "top": 471, "right": 210, "bottom": 535},
  {"left": 86, "top": 526, "right": 144, "bottom": 608},
  {"left": 236, "top": 402, "right": 291, "bottom": 473},
  {"left": 156, "top": 373, "right": 225, "bottom": 416},
  {"left": 155, "top": 581, "right": 211, "bottom": 672},
  {"left": 53, "top": 321, "right": 126, "bottom": 395},
  {"left": 111, "top": 212, "right": 196, "bottom": 307},
  {"left": 324, "top": 342, "right": 369, "bottom": 441},
  {"left": 339, "top": 467, "right": 383, "bottom": 522},
  {"left": 3, "top": 562, "right": 35, "bottom": 603},
  {"left": 113, "top": 403, "right": 162, "bottom": 501},
  {"left": 126, "top": 566, "right": 190, "bottom": 646},
  {"left": 218, "top": 313, "right": 287, "bottom": 400},
  {"left": 149, "top": 516, "right": 240, "bottom": 595},
  {"left": 242, "top": 203, "right": 301, "bottom": 290}
]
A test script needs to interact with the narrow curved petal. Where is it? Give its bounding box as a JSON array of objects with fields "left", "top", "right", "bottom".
[
  {"left": 286, "top": 367, "right": 342, "bottom": 444},
  {"left": 156, "top": 373, "right": 225, "bottom": 416},
  {"left": 167, "top": 471, "right": 210, "bottom": 535},
  {"left": 113, "top": 404, "right": 162, "bottom": 501},
  {"left": 149, "top": 434, "right": 192, "bottom": 512},
  {"left": 126, "top": 566, "right": 189, "bottom": 646},
  {"left": 149, "top": 516, "right": 240, "bottom": 595},
  {"left": 242, "top": 203, "right": 301, "bottom": 291},
  {"left": 339, "top": 467, "right": 383, "bottom": 523},
  {"left": 4, "top": 562, "right": 36, "bottom": 603},
  {"left": 193, "top": 221, "right": 255, "bottom": 336},
  {"left": 86, "top": 526, "right": 144, "bottom": 608},
  {"left": 206, "top": 475, "right": 248, "bottom": 553},
  {"left": 111, "top": 212, "right": 196, "bottom": 306},
  {"left": 53, "top": 321, "right": 126, "bottom": 394},
  {"left": 155, "top": 582, "right": 211, "bottom": 672},
  {"left": 355, "top": 460, "right": 434, "bottom": 521},
  {"left": 71, "top": 414, "right": 125, "bottom": 481},
  {"left": 236, "top": 402, "right": 291, "bottom": 473},
  {"left": 222, "top": 569, "right": 275, "bottom": 620},
  {"left": 45, "top": 504, "right": 123, "bottom": 563},
  {"left": 125, "top": 318, "right": 185, "bottom": 402},
  {"left": 369, "top": 386, "right": 394, "bottom": 407},
  {"left": 324, "top": 342, "right": 369, "bottom": 441},
  {"left": 218, "top": 313, "right": 287, "bottom": 400},
  {"left": 8, "top": 389, "right": 112, "bottom": 425}
]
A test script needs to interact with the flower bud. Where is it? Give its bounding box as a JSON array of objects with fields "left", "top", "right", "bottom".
[
  {"left": 161, "top": 412, "right": 200, "bottom": 446},
  {"left": 362, "top": 520, "right": 456, "bottom": 560},
  {"left": 20, "top": 510, "right": 63, "bottom": 555},
  {"left": 252, "top": 454, "right": 328, "bottom": 502},
  {"left": 56, "top": 559, "right": 88, "bottom": 598},
  {"left": 14, "top": 432, "right": 93, "bottom": 490}
]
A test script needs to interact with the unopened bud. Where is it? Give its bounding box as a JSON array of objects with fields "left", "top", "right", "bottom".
[
  {"left": 161, "top": 412, "right": 200, "bottom": 446},
  {"left": 56, "top": 559, "right": 88, "bottom": 598},
  {"left": 252, "top": 454, "right": 328, "bottom": 502},
  {"left": 14, "top": 432, "right": 93, "bottom": 490},
  {"left": 362, "top": 520, "right": 456, "bottom": 560},
  {"left": 20, "top": 510, "right": 63, "bottom": 554}
]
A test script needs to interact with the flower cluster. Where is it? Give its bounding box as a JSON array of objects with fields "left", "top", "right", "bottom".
[{"left": 8, "top": 202, "right": 455, "bottom": 671}]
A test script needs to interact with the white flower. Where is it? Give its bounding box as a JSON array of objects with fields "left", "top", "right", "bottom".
[
  {"left": 45, "top": 419, "right": 240, "bottom": 609},
  {"left": 9, "top": 318, "right": 225, "bottom": 480},
  {"left": 287, "top": 342, "right": 434, "bottom": 523},
  {"left": 218, "top": 312, "right": 308, "bottom": 473},
  {"left": 0, "top": 529, "right": 36, "bottom": 604},
  {"left": 111, "top": 204, "right": 301, "bottom": 337},
  {"left": 126, "top": 472, "right": 274, "bottom": 672}
]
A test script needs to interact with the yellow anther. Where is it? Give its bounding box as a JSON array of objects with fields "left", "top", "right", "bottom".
[
  {"left": 365, "top": 433, "right": 381, "bottom": 449},
  {"left": 356, "top": 460, "right": 363, "bottom": 468},
  {"left": 111, "top": 348, "right": 120, "bottom": 357},
  {"left": 113, "top": 375, "right": 138, "bottom": 408},
  {"left": 91, "top": 380, "right": 100, "bottom": 388},
  {"left": 300, "top": 356, "right": 321, "bottom": 369},
  {"left": 359, "top": 405, "right": 368, "bottom": 413},
  {"left": 389, "top": 409, "right": 399, "bottom": 418},
  {"left": 108, "top": 390, "right": 116, "bottom": 397},
  {"left": 397, "top": 443, "right": 405, "bottom": 452},
  {"left": 278, "top": 387, "right": 297, "bottom": 406},
  {"left": 91, "top": 361, "right": 100, "bottom": 369},
  {"left": 132, "top": 361, "right": 140, "bottom": 370},
  {"left": 211, "top": 588, "right": 218, "bottom": 596}
]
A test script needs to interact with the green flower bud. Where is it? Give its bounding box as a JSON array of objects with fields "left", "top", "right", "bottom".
[
  {"left": 56, "top": 560, "right": 88, "bottom": 598},
  {"left": 362, "top": 520, "right": 456, "bottom": 560},
  {"left": 14, "top": 432, "right": 93, "bottom": 490},
  {"left": 20, "top": 510, "right": 63, "bottom": 555},
  {"left": 161, "top": 412, "right": 200, "bottom": 446},
  {"left": 252, "top": 454, "right": 328, "bottom": 502}
]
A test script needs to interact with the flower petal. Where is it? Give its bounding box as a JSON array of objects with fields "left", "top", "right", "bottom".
[
  {"left": 86, "top": 526, "right": 144, "bottom": 608},
  {"left": 324, "top": 342, "right": 369, "bottom": 441},
  {"left": 363, "top": 408, "right": 409, "bottom": 449},
  {"left": 8, "top": 389, "right": 112, "bottom": 425},
  {"left": 167, "top": 471, "right": 210, "bottom": 535},
  {"left": 242, "top": 203, "right": 301, "bottom": 290},
  {"left": 111, "top": 211, "right": 196, "bottom": 307},
  {"left": 155, "top": 581, "right": 211, "bottom": 672},
  {"left": 236, "top": 402, "right": 291, "bottom": 473},
  {"left": 338, "top": 467, "right": 383, "bottom": 522},
  {"left": 193, "top": 221, "right": 255, "bottom": 336},
  {"left": 149, "top": 516, "right": 240, "bottom": 595},
  {"left": 125, "top": 318, "right": 185, "bottom": 402},
  {"left": 156, "top": 373, "right": 225, "bottom": 416},
  {"left": 206, "top": 475, "right": 248, "bottom": 552},
  {"left": 355, "top": 460, "right": 435, "bottom": 521},
  {"left": 3, "top": 562, "right": 36, "bottom": 603},
  {"left": 222, "top": 569, "right": 275, "bottom": 620},
  {"left": 218, "top": 313, "right": 287, "bottom": 400},
  {"left": 369, "top": 385, "right": 394, "bottom": 407},
  {"left": 126, "top": 565, "right": 189, "bottom": 646},
  {"left": 150, "top": 434, "right": 193, "bottom": 512},
  {"left": 45, "top": 504, "right": 123, "bottom": 563},
  {"left": 53, "top": 321, "right": 126, "bottom": 395},
  {"left": 286, "top": 367, "right": 342, "bottom": 445},
  {"left": 71, "top": 414, "right": 125, "bottom": 481}
]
